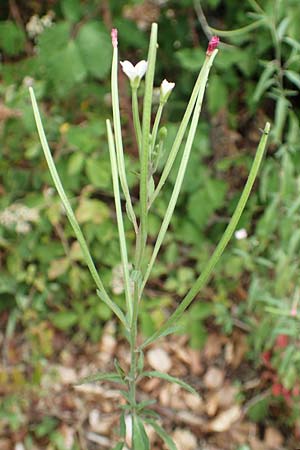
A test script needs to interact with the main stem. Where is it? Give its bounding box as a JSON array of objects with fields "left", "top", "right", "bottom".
[{"left": 129, "top": 235, "right": 144, "bottom": 449}]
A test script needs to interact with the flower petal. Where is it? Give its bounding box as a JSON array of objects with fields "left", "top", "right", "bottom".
[
  {"left": 135, "top": 60, "right": 148, "bottom": 79},
  {"left": 120, "top": 60, "right": 136, "bottom": 80}
]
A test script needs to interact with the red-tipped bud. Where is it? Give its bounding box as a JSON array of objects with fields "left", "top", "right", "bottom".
[
  {"left": 272, "top": 382, "right": 282, "bottom": 397},
  {"left": 261, "top": 350, "right": 272, "bottom": 366},
  {"left": 206, "top": 36, "right": 220, "bottom": 56},
  {"left": 111, "top": 28, "right": 118, "bottom": 48},
  {"left": 292, "top": 386, "right": 300, "bottom": 397},
  {"left": 275, "top": 334, "right": 289, "bottom": 349},
  {"left": 282, "top": 387, "right": 292, "bottom": 403}
]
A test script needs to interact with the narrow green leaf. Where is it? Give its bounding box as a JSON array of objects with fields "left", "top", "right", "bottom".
[
  {"left": 253, "top": 63, "right": 276, "bottom": 103},
  {"left": 29, "top": 88, "right": 123, "bottom": 326},
  {"left": 107, "top": 119, "right": 133, "bottom": 321},
  {"left": 138, "top": 22, "right": 158, "bottom": 269},
  {"left": 136, "top": 399, "right": 156, "bottom": 412},
  {"left": 141, "top": 371, "right": 198, "bottom": 395},
  {"left": 96, "top": 290, "right": 128, "bottom": 329},
  {"left": 114, "top": 358, "right": 126, "bottom": 378},
  {"left": 285, "top": 70, "right": 300, "bottom": 90},
  {"left": 133, "top": 415, "right": 150, "bottom": 450},
  {"left": 144, "top": 419, "right": 178, "bottom": 450},
  {"left": 141, "top": 325, "right": 183, "bottom": 349},
  {"left": 75, "top": 371, "right": 124, "bottom": 385},
  {"left": 120, "top": 413, "right": 126, "bottom": 439},
  {"left": 111, "top": 33, "right": 138, "bottom": 232}
]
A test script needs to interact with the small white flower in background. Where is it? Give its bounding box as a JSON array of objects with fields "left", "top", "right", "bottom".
[
  {"left": 26, "top": 11, "right": 54, "bottom": 39},
  {"left": 0, "top": 204, "right": 39, "bottom": 234},
  {"left": 120, "top": 60, "right": 148, "bottom": 88},
  {"left": 14, "top": 443, "right": 25, "bottom": 450},
  {"left": 235, "top": 228, "right": 247, "bottom": 240},
  {"left": 111, "top": 263, "right": 134, "bottom": 295},
  {"left": 160, "top": 79, "right": 175, "bottom": 103}
]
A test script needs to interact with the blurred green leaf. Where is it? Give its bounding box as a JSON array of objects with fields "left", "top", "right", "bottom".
[
  {"left": 76, "top": 21, "right": 112, "bottom": 79},
  {"left": 0, "top": 21, "right": 26, "bottom": 55}
]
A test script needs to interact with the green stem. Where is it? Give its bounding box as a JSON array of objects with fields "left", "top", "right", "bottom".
[
  {"left": 209, "top": 18, "right": 265, "bottom": 37},
  {"left": 150, "top": 103, "right": 164, "bottom": 159},
  {"left": 111, "top": 44, "right": 138, "bottom": 234},
  {"left": 129, "top": 24, "right": 158, "bottom": 438},
  {"left": 132, "top": 87, "right": 142, "bottom": 156},
  {"left": 141, "top": 51, "right": 218, "bottom": 292},
  {"left": 29, "top": 88, "right": 127, "bottom": 328},
  {"left": 138, "top": 23, "right": 158, "bottom": 267},
  {"left": 142, "top": 122, "right": 270, "bottom": 348},
  {"left": 107, "top": 119, "right": 133, "bottom": 323}
]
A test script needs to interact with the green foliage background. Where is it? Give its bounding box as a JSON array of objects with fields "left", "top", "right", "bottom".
[{"left": 1, "top": 0, "right": 300, "bottom": 431}]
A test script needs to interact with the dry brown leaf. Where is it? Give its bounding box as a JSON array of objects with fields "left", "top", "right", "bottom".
[
  {"left": 0, "top": 104, "right": 21, "bottom": 121},
  {"left": 177, "top": 410, "right": 205, "bottom": 427},
  {"left": 203, "top": 334, "right": 226, "bottom": 361},
  {"left": 204, "top": 367, "right": 224, "bottom": 390},
  {"left": 264, "top": 427, "right": 284, "bottom": 449},
  {"left": 183, "top": 391, "right": 204, "bottom": 413},
  {"left": 55, "top": 365, "right": 77, "bottom": 384},
  {"left": 206, "top": 392, "right": 219, "bottom": 417},
  {"left": 159, "top": 383, "right": 186, "bottom": 409},
  {"left": 226, "top": 332, "right": 248, "bottom": 368},
  {"left": 0, "top": 440, "right": 11, "bottom": 450},
  {"left": 59, "top": 424, "right": 75, "bottom": 449},
  {"left": 99, "top": 321, "right": 117, "bottom": 364},
  {"left": 172, "top": 429, "right": 197, "bottom": 450},
  {"left": 147, "top": 347, "right": 172, "bottom": 372},
  {"left": 188, "top": 348, "right": 204, "bottom": 375},
  {"left": 216, "top": 385, "right": 238, "bottom": 409},
  {"left": 89, "top": 409, "right": 115, "bottom": 435},
  {"left": 142, "top": 376, "right": 161, "bottom": 392},
  {"left": 208, "top": 405, "right": 241, "bottom": 432}
]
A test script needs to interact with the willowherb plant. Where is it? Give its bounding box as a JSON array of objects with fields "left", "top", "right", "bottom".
[{"left": 30, "top": 23, "right": 270, "bottom": 450}]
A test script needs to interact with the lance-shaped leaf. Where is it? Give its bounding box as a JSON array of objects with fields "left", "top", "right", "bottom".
[
  {"left": 133, "top": 415, "right": 150, "bottom": 450},
  {"left": 75, "top": 371, "right": 125, "bottom": 385},
  {"left": 144, "top": 419, "right": 178, "bottom": 450},
  {"left": 141, "top": 371, "right": 197, "bottom": 395}
]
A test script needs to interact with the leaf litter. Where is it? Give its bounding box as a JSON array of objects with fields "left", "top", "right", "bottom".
[{"left": 0, "top": 320, "right": 295, "bottom": 449}]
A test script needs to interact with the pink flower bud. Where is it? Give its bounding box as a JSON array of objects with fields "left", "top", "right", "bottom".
[
  {"left": 206, "top": 35, "right": 220, "bottom": 56},
  {"left": 291, "top": 307, "right": 297, "bottom": 317},
  {"left": 111, "top": 28, "right": 118, "bottom": 48}
]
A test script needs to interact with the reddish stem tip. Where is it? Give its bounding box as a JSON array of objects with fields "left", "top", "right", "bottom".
[
  {"left": 111, "top": 28, "right": 118, "bottom": 48},
  {"left": 206, "top": 35, "right": 220, "bottom": 56}
]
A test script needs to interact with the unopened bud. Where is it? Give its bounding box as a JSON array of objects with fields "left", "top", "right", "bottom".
[
  {"left": 111, "top": 28, "right": 118, "bottom": 48},
  {"left": 206, "top": 35, "right": 220, "bottom": 56}
]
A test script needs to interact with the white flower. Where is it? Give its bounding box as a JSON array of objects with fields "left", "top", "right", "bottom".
[
  {"left": 120, "top": 60, "right": 147, "bottom": 87},
  {"left": 235, "top": 228, "right": 247, "bottom": 240},
  {"left": 160, "top": 79, "right": 175, "bottom": 103}
]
